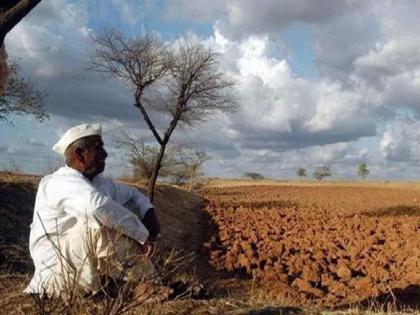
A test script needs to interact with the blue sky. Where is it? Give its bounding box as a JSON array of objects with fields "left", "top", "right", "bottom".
[
  {"left": 3, "top": 0, "right": 420, "bottom": 180},
  {"left": 281, "top": 23, "right": 317, "bottom": 79}
]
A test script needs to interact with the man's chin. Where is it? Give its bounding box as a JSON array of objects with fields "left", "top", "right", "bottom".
[
  {"left": 89, "top": 163, "right": 106, "bottom": 178},
  {"left": 98, "top": 163, "right": 106, "bottom": 174}
]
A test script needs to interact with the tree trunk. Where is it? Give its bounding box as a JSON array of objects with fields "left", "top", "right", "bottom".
[
  {"left": 0, "top": 43, "right": 7, "bottom": 94},
  {"left": 188, "top": 168, "right": 195, "bottom": 192},
  {"left": 147, "top": 141, "right": 167, "bottom": 202},
  {"left": 0, "top": 0, "right": 42, "bottom": 93},
  {"left": 0, "top": 0, "right": 42, "bottom": 46},
  {"left": 147, "top": 108, "right": 182, "bottom": 201}
]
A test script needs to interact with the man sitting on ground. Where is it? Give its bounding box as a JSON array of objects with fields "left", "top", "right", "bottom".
[{"left": 25, "top": 123, "right": 160, "bottom": 296}]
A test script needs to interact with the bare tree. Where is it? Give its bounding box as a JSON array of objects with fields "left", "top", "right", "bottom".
[
  {"left": 179, "top": 149, "right": 209, "bottom": 192},
  {"left": 118, "top": 134, "right": 182, "bottom": 182},
  {"left": 0, "top": 1, "right": 46, "bottom": 118},
  {"left": 0, "top": 61, "right": 48, "bottom": 121},
  {"left": 0, "top": 0, "right": 43, "bottom": 92},
  {"left": 90, "top": 28, "right": 237, "bottom": 201},
  {"left": 121, "top": 135, "right": 209, "bottom": 191}
]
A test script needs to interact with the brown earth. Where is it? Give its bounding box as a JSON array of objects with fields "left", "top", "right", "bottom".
[
  {"left": 1, "top": 174, "right": 420, "bottom": 314},
  {"left": 201, "top": 185, "right": 420, "bottom": 308}
]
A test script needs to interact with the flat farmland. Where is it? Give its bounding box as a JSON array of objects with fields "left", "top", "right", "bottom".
[{"left": 201, "top": 184, "right": 420, "bottom": 307}]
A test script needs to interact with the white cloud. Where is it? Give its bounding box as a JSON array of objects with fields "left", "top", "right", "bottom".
[
  {"left": 3, "top": 0, "right": 420, "bottom": 179},
  {"left": 380, "top": 119, "right": 420, "bottom": 162},
  {"left": 207, "top": 31, "right": 378, "bottom": 152},
  {"left": 7, "top": 0, "right": 89, "bottom": 78},
  {"left": 354, "top": 37, "right": 420, "bottom": 85},
  {"left": 223, "top": 0, "right": 364, "bottom": 37},
  {"left": 304, "top": 81, "right": 371, "bottom": 132},
  {"left": 163, "top": 0, "right": 226, "bottom": 23}
]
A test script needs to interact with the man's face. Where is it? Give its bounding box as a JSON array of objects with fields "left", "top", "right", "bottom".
[{"left": 82, "top": 136, "right": 108, "bottom": 178}]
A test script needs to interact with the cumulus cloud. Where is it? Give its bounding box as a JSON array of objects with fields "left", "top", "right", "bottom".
[
  {"left": 354, "top": 38, "right": 420, "bottom": 81},
  {"left": 380, "top": 119, "right": 420, "bottom": 162},
  {"left": 221, "top": 0, "right": 365, "bottom": 38},
  {"left": 207, "top": 32, "right": 378, "bottom": 152},
  {"left": 3, "top": 0, "right": 420, "bottom": 179},
  {"left": 165, "top": 0, "right": 366, "bottom": 39},
  {"left": 349, "top": 3, "right": 420, "bottom": 117},
  {"left": 163, "top": 0, "right": 226, "bottom": 23},
  {"left": 7, "top": 0, "right": 89, "bottom": 78},
  {"left": 5, "top": 0, "right": 157, "bottom": 125}
]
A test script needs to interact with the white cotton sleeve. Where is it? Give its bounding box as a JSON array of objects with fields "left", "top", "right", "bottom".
[
  {"left": 89, "top": 191, "right": 149, "bottom": 244},
  {"left": 131, "top": 189, "right": 154, "bottom": 219},
  {"left": 112, "top": 182, "right": 154, "bottom": 219},
  {"left": 41, "top": 170, "right": 149, "bottom": 244}
]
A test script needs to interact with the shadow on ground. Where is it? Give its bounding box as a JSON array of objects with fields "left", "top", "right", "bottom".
[
  {"left": 362, "top": 205, "right": 420, "bottom": 217},
  {"left": 0, "top": 181, "right": 36, "bottom": 274}
]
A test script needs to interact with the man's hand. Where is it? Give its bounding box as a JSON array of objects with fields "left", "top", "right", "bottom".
[
  {"left": 141, "top": 240, "right": 157, "bottom": 257},
  {"left": 142, "top": 208, "right": 160, "bottom": 241}
]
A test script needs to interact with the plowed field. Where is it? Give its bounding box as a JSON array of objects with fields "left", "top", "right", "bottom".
[{"left": 201, "top": 185, "right": 420, "bottom": 307}]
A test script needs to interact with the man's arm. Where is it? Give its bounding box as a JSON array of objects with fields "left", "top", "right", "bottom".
[
  {"left": 142, "top": 208, "right": 160, "bottom": 241},
  {"left": 49, "top": 176, "right": 150, "bottom": 244},
  {"left": 89, "top": 192, "right": 150, "bottom": 244},
  {"left": 112, "top": 181, "right": 161, "bottom": 241}
]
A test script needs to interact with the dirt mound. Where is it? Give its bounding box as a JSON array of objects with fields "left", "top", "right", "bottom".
[
  {"left": 0, "top": 178, "right": 38, "bottom": 274},
  {"left": 0, "top": 175, "right": 204, "bottom": 272},
  {"left": 0, "top": 174, "right": 209, "bottom": 314},
  {"left": 201, "top": 185, "right": 420, "bottom": 307},
  {"left": 150, "top": 184, "right": 203, "bottom": 253}
]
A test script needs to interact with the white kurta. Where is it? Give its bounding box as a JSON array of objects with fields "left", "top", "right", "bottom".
[{"left": 25, "top": 166, "right": 153, "bottom": 294}]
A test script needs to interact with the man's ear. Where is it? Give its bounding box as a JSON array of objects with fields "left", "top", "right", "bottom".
[{"left": 75, "top": 147, "right": 85, "bottom": 163}]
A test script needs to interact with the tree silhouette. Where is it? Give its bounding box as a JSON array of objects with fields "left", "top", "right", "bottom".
[
  {"left": 313, "top": 166, "right": 331, "bottom": 181},
  {"left": 296, "top": 167, "right": 306, "bottom": 178},
  {"left": 357, "top": 162, "right": 370, "bottom": 179},
  {"left": 89, "top": 29, "right": 237, "bottom": 201}
]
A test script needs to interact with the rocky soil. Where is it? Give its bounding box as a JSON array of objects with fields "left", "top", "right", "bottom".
[{"left": 201, "top": 185, "right": 420, "bottom": 307}]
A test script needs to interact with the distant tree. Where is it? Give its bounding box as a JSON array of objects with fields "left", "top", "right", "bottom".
[
  {"left": 244, "top": 172, "right": 264, "bottom": 180},
  {"left": 357, "top": 162, "right": 370, "bottom": 179},
  {"left": 296, "top": 167, "right": 306, "bottom": 178},
  {"left": 0, "top": 61, "right": 48, "bottom": 121},
  {"left": 89, "top": 28, "right": 237, "bottom": 201},
  {"left": 118, "top": 134, "right": 181, "bottom": 182},
  {"left": 313, "top": 166, "right": 331, "bottom": 181},
  {"left": 119, "top": 132, "right": 210, "bottom": 191},
  {"left": 179, "top": 149, "right": 210, "bottom": 192}
]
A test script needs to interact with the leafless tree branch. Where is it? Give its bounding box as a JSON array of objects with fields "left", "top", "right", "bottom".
[
  {"left": 0, "top": 61, "right": 48, "bottom": 121},
  {"left": 0, "top": 0, "right": 43, "bottom": 93},
  {"left": 0, "top": 0, "right": 42, "bottom": 46},
  {"left": 89, "top": 30, "right": 238, "bottom": 201}
]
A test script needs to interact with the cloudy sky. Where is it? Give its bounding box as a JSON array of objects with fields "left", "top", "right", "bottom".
[{"left": 2, "top": 0, "right": 420, "bottom": 180}]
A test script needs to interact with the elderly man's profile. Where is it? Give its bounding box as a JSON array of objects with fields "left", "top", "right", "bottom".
[{"left": 25, "top": 123, "right": 160, "bottom": 296}]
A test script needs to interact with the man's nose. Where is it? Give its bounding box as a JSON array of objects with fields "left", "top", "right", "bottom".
[{"left": 102, "top": 149, "right": 108, "bottom": 159}]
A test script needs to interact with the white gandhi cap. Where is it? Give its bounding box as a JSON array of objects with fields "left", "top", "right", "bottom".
[{"left": 52, "top": 123, "right": 102, "bottom": 156}]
